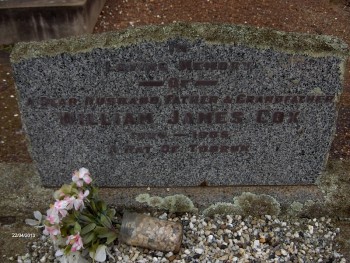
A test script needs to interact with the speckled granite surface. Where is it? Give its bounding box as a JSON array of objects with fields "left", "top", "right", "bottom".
[{"left": 11, "top": 23, "right": 349, "bottom": 187}]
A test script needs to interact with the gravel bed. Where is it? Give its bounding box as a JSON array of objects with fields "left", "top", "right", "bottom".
[{"left": 13, "top": 213, "right": 346, "bottom": 263}]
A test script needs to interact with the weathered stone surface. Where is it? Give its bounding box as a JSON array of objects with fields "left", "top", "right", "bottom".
[{"left": 11, "top": 23, "right": 348, "bottom": 187}]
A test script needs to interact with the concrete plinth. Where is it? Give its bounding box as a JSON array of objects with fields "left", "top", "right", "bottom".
[{"left": 0, "top": 0, "right": 106, "bottom": 44}]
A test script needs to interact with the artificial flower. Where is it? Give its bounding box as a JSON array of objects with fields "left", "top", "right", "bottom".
[
  {"left": 46, "top": 206, "right": 60, "bottom": 224},
  {"left": 54, "top": 200, "right": 69, "bottom": 218},
  {"left": 25, "top": 210, "right": 44, "bottom": 227},
  {"left": 67, "top": 233, "right": 84, "bottom": 252},
  {"left": 73, "top": 190, "right": 90, "bottom": 211},
  {"left": 43, "top": 225, "right": 60, "bottom": 237},
  {"left": 64, "top": 195, "right": 76, "bottom": 210},
  {"left": 72, "top": 168, "right": 92, "bottom": 187},
  {"left": 89, "top": 245, "right": 107, "bottom": 262}
]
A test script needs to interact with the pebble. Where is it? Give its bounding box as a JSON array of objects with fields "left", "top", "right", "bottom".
[
  {"left": 253, "top": 240, "right": 260, "bottom": 249},
  {"left": 308, "top": 225, "right": 314, "bottom": 234},
  {"left": 16, "top": 212, "right": 346, "bottom": 263},
  {"left": 194, "top": 248, "right": 204, "bottom": 254}
]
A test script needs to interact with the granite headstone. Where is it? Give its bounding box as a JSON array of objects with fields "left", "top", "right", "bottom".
[{"left": 11, "top": 23, "right": 348, "bottom": 187}]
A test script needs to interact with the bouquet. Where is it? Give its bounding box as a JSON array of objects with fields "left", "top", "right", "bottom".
[{"left": 26, "top": 168, "right": 119, "bottom": 263}]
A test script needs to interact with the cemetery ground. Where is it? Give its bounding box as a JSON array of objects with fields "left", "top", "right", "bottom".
[{"left": 1, "top": 0, "right": 350, "bottom": 261}]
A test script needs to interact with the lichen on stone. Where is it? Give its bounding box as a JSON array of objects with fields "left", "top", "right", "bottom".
[
  {"left": 233, "top": 192, "right": 281, "bottom": 216},
  {"left": 148, "top": 196, "right": 164, "bottom": 208},
  {"left": 161, "top": 194, "right": 197, "bottom": 213},
  {"left": 202, "top": 202, "right": 241, "bottom": 218},
  {"left": 135, "top": 193, "right": 150, "bottom": 204},
  {"left": 135, "top": 193, "right": 197, "bottom": 213},
  {"left": 288, "top": 201, "right": 304, "bottom": 216}
]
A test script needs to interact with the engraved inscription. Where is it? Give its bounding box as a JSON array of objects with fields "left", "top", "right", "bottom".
[
  {"left": 178, "top": 60, "right": 255, "bottom": 71},
  {"left": 26, "top": 94, "right": 335, "bottom": 108},
  {"left": 23, "top": 55, "right": 337, "bottom": 160},
  {"left": 59, "top": 112, "right": 154, "bottom": 126}
]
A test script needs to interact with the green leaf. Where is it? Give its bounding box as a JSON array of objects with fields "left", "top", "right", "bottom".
[
  {"left": 74, "top": 222, "right": 81, "bottom": 233},
  {"left": 96, "top": 201, "right": 103, "bottom": 212},
  {"left": 90, "top": 201, "right": 97, "bottom": 212},
  {"left": 91, "top": 186, "right": 99, "bottom": 197},
  {"left": 82, "top": 231, "right": 96, "bottom": 245},
  {"left": 64, "top": 245, "right": 72, "bottom": 254},
  {"left": 60, "top": 227, "right": 68, "bottom": 237},
  {"left": 81, "top": 223, "right": 96, "bottom": 235},
  {"left": 62, "top": 214, "right": 76, "bottom": 227},
  {"left": 96, "top": 232, "right": 110, "bottom": 239},
  {"left": 79, "top": 214, "right": 94, "bottom": 223},
  {"left": 60, "top": 184, "right": 72, "bottom": 195},
  {"left": 107, "top": 208, "right": 116, "bottom": 218},
  {"left": 89, "top": 243, "right": 99, "bottom": 253},
  {"left": 106, "top": 232, "right": 118, "bottom": 244},
  {"left": 100, "top": 214, "right": 112, "bottom": 228},
  {"left": 101, "top": 201, "right": 107, "bottom": 211},
  {"left": 71, "top": 188, "right": 79, "bottom": 195},
  {"left": 96, "top": 200, "right": 107, "bottom": 212},
  {"left": 94, "top": 226, "right": 109, "bottom": 235},
  {"left": 95, "top": 231, "right": 118, "bottom": 244}
]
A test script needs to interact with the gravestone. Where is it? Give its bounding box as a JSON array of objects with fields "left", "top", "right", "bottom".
[{"left": 11, "top": 23, "right": 348, "bottom": 187}]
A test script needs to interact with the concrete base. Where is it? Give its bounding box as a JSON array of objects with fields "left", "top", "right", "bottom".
[
  {"left": 0, "top": 163, "right": 321, "bottom": 216},
  {"left": 1, "top": 161, "right": 349, "bottom": 218},
  {"left": 0, "top": 0, "right": 106, "bottom": 44}
]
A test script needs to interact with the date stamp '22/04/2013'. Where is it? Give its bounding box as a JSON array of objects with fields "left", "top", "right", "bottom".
[{"left": 11, "top": 233, "right": 36, "bottom": 238}]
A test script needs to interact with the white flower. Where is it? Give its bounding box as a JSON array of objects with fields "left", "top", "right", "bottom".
[
  {"left": 64, "top": 196, "right": 76, "bottom": 210},
  {"left": 55, "top": 249, "right": 64, "bottom": 257},
  {"left": 54, "top": 200, "right": 69, "bottom": 218},
  {"left": 73, "top": 190, "right": 90, "bottom": 211},
  {"left": 89, "top": 245, "right": 107, "bottom": 262},
  {"left": 25, "top": 211, "right": 44, "bottom": 227}
]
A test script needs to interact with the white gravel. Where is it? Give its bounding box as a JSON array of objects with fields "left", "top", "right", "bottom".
[{"left": 14, "top": 213, "right": 346, "bottom": 263}]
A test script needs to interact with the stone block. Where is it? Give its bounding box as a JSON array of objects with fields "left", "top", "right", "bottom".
[
  {"left": 11, "top": 23, "right": 349, "bottom": 187},
  {"left": 0, "top": 0, "right": 106, "bottom": 44}
]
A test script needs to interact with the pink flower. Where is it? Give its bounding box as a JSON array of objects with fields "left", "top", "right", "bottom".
[
  {"left": 43, "top": 225, "right": 60, "bottom": 237},
  {"left": 72, "top": 168, "right": 92, "bottom": 187},
  {"left": 73, "top": 190, "right": 89, "bottom": 211},
  {"left": 64, "top": 196, "right": 76, "bottom": 210},
  {"left": 54, "top": 200, "right": 69, "bottom": 218},
  {"left": 46, "top": 207, "right": 60, "bottom": 224},
  {"left": 67, "top": 233, "right": 83, "bottom": 252}
]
